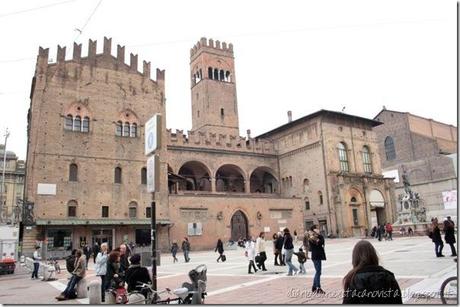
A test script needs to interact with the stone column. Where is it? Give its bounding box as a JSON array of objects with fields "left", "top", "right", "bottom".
[
  {"left": 210, "top": 177, "right": 216, "bottom": 192},
  {"left": 244, "top": 180, "right": 250, "bottom": 193}
]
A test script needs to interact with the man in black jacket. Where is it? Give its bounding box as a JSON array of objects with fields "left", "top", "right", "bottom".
[
  {"left": 275, "top": 233, "right": 285, "bottom": 266},
  {"left": 444, "top": 216, "right": 457, "bottom": 257},
  {"left": 309, "top": 225, "right": 326, "bottom": 294}
]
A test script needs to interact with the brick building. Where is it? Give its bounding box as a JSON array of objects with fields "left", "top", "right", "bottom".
[
  {"left": 373, "top": 109, "right": 457, "bottom": 223},
  {"left": 23, "top": 37, "right": 396, "bottom": 255}
]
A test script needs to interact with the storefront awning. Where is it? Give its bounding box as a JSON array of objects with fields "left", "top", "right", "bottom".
[{"left": 36, "top": 219, "right": 171, "bottom": 226}]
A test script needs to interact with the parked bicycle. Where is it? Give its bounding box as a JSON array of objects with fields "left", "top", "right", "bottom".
[{"left": 440, "top": 258, "right": 458, "bottom": 305}]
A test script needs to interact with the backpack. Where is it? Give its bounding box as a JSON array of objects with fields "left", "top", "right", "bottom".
[{"left": 66, "top": 255, "right": 76, "bottom": 273}]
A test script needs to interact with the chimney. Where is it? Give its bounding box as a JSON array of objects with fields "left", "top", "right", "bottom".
[{"left": 287, "top": 111, "right": 292, "bottom": 123}]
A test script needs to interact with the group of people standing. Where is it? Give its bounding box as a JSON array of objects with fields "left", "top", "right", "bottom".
[
  {"left": 429, "top": 216, "right": 457, "bottom": 257},
  {"left": 370, "top": 223, "right": 394, "bottom": 241}
]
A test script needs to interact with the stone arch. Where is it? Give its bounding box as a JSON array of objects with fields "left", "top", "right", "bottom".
[
  {"left": 215, "top": 164, "right": 246, "bottom": 192},
  {"left": 178, "top": 160, "right": 211, "bottom": 191},
  {"left": 249, "top": 166, "right": 278, "bottom": 193},
  {"left": 64, "top": 102, "right": 92, "bottom": 119},
  {"left": 369, "top": 189, "right": 386, "bottom": 226},
  {"left": 347, "top": 187, "right": 364, "bottom": 204},
  {"left": 408, "top": 168, "right": 426, "bottom": 183}
]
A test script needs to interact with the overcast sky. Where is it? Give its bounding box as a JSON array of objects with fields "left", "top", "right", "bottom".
[{"left": 0, "top": 0, "right": 457, "bottom": 160}]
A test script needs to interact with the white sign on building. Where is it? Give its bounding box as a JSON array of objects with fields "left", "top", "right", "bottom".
[
  {"left": 37, "top": 183, "right": 56, "bottom": 195},
  {"left": 442, "top": 190, "right": 457, "bottom": 210},
  {"left": 144, "top": 114, "right": 161, "bottom": 156},
  {"left": 382, "top": 169, "right": 399, "bottom": 183}
]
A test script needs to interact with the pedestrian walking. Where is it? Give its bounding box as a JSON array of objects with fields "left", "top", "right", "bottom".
[
  {"left": 378, "top": 224, "right": 385, "bottom": 241},
  {"left": 255, "top": 232, "right": 267, "bottom": 271},
  {"left": 429, "top": 218, "right": 445, "bottom": 257},
  {"left": 182, "top": 237, "right": 191, "bottom": 263},
  {"left": 83, "top": 244, "right": 91, "bottom": 269},
  {"left": 119, "top": 243, "right": 130, "bottom": 275},
  {"left": 275, "top": 232, "right": 285, "bottom": 266},
  {"left": 31, "top": 246, "right": 41, "bottom": 279},
  {"left": 283, "top": 228, "right": 298, "bottom": 276},
  {"left": 408, "top": 226, "right": 413, "bottom": 236},
  {"left": 95, "top": 242, "right": 108, "bottom": 302},
  {"left": 293, "top": 247, "right": 307, "bottom": 274},
  {"left": 56, "top": 249, "right": 87, "bottom": 300},
  {"left": 171, "top": 241, "right": 179, "bottom": 263},
  {"left": 371, "top": 226, "right": 377, "bottom": 238},
  {"left": 92, "top": 242, "right": 100, "bottom": 264},
  {"left": 342, "top": 240, "right": 402, "bottom": 304},
  {"left": 443, "top": 216, "right": 457, "bottom": 256},
  {"left": 245, "top": 237, "right": 257, "bottom": 274},
  {"left": 272, "top": 233, "right": 280, "bottom": 266},
  {"left": 215, "top": 239, "right": 225, "bottom": 262},
  {"left": 309, "top": 225, "right": 326, "bottom": 293},
  {"left": 385, "top": 223, "right": 393, "bottom": 240}
]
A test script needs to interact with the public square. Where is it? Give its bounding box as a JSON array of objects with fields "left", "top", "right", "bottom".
[{"left": 0, "top": 236, "right": 457, "bottom": 304}]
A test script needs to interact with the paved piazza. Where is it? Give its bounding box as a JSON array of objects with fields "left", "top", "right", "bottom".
[{"left": 0, "top": 236, "right": 457, "bottom": 304}]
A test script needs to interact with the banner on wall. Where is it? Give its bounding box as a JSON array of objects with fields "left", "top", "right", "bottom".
[{"left": 442, "top": 190, "right": 457, "bottom": 210}]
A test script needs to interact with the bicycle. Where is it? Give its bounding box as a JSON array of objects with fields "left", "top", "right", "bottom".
[
  {"left": 440, "top": 258, "right": 458, "bottom": 305},
  {"left": 128, "top": 283, "right": 186, "bottom": 304}
]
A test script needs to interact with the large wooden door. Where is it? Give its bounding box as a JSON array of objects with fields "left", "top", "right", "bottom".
[{"left": 231, "top": 210, "right": 248, "bottom": 241}]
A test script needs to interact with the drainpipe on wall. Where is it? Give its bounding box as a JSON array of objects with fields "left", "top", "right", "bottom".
[{"left": 319, "top": 118, "right": 335, "bottom": 237}]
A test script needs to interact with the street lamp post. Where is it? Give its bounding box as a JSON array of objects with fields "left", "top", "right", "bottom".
[{"left": 0, "top": 128, "right": 10, "bottom": 223}]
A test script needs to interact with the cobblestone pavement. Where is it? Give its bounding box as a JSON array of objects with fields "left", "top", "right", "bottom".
[{"left": 0, "top": 236, "right": 457, "bottom": 304}]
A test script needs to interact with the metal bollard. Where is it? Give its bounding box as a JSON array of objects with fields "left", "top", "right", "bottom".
[{"left": 88, "top": 279, "right": 101, "bottom": 304}]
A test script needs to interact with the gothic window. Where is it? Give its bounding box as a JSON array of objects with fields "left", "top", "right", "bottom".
[
  {"left": 123, "top": 122, "right": 130, "bottom": 137},
  {"left": 69, "top": 163, "right": 78, "bottom": 182},
  {"left": 82, "top": 117, "right": 89, "bottom": 132},
  {"left": 146, "top": 207, "right": 152, "bottom": 218},
  {"left": 305, "top": 197, "right": 310, "bottom": 210},
  {"left": 362, "top": 146, "right": 372, "bottom": 173},
  {"left": 303, "top": 178, "right": 309, "bottom": 193},
  {"left": 67, "top": 200, "right": 77, "bottom": 217},
  {"left": 225, "top": 71, "right": 230, "bottom": 82},
  {"left": 214, "top": 68, "right": 219, "bottom": 80},
  {"left": 74, "top": 116, "right": 81, "bottom": 131},
  {"left": 114, "top": 167, "right": 122, "bottom": 184},
  {"left": 338, "top": 142, "right": 349, "bottom": 172},
  {"left": 141, "top": 167, "right": 147, "bottom": 185},
  {"left": 130, "top": 123, "right": 137, "bottom": 137},
  {"left": 352, "top": 208, "right": 359, "bottom": 226},
  {"left": 384, "top": 136, "right": 396, "bottom": 160},
  {"left": 116, "top": 121, "right": 123, "bottom": 136},
  {"left": 208, "top": 67, "right": 213, "bottom": 79},
  {"left": 65, "top": 115, "right": 73, "bottom": 130},
  {"left": 318, "top": 191, "right": 323, "bottom": 205},
  {"left": 219, "top": 69, "right": 224, "bottom": 81}
]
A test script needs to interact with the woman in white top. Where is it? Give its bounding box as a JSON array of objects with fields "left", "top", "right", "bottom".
[
  {"left": 245, "top": 237, "right": 257, "bottom": 274},
  {"left": 95, "top": 243, "right": 108, "bottom": 302},
  {"left": 32, "top": 246, "right": 41, "bottom": 279},
  {"left": 255, "top": 232, "right": 267, "bottom": 271}
]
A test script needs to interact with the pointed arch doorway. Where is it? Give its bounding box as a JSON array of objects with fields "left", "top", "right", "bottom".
[{"left": 231, "top": 210, "right": 248, "bottom": 241}]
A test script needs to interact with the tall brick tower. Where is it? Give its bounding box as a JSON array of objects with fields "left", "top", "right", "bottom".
[{"left": 190, "top": 38, "right": 239, "bottom": 136}]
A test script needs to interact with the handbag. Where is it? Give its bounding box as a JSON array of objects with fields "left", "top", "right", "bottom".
[{"left": 221, "top": 254, "right": 226, "bottom": 262}]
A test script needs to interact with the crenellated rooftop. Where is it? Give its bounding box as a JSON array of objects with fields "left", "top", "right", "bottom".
[
  {"left": 36, "top": 37, "right": 165, "bottom": 83},
  {"left": 190, "top": 37, "right": 233, "bottom": 58},
  {"left": 166, "top": 129, "right": 276, "bottom": 155}
]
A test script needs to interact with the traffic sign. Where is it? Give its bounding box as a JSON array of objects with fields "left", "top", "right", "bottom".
[{"left": 145, "top": 114, "right": 161, "bottom": 155}]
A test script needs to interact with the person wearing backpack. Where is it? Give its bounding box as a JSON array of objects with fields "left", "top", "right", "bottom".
[{"left": 66, "top": 249, "right": 77, "bottom": 274}]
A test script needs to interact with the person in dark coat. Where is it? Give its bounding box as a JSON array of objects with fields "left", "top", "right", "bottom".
[
  {"left": 125, "top": 254, "right": 151, "bottom": 297},
  {"left": 430, "top": 218, "right": 445, "bottom": 257},
  {"left": 283, "top": 228, "right": 298, "bottom": 276},
  {"left": 275, "top": 232, "right": 285, "bottom": 265},
  {"left": 83, "top": 244, "right": 91, "bottom": 269},
  {"left": 119, "top": 243, "right": 130, "bottom": 276},
  {"left": 92, "top": 243, "right": 100, "bottom": 264},
  {"left": 309, "top": 225, "right": 326, "bottom": 294},
  {"left": 215, "top": 239, "right": 225, "bottom": 262},
  {"left": 182, "top": 237, "right": 191, "bottom": 263},
  {"left": 171, "top": 241, "right": 179, "bottom": 263},
  {"left": 343, "top": 240, "right": 402, "bottom": 304},
  {"left": 272, "top": 233, "right": 280, "bottom": 266},
  {"left": 66, "top": 249, "right": 77, "bottom": 274},
  {"left": 443, "top": 216, "right": 457, "bottom": 256},
  {"left": 105, "top": 250, "right": 120, "bottom": 290},
  {"left": 378, "top": 224, "right": 385, "bottom": 241}
]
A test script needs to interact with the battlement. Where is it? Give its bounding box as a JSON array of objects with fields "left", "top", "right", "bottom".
[
  {"left": 190, "top": 37, "right": 233, "bottom": 58},
  {"left": 166, "top": 129, "right": 276, "bottom": 155},
  {"left": 36, "top": 37, "right": 165, "bottom": 83}
]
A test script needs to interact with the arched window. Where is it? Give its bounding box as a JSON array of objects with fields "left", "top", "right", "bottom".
[
  {"left": 362, "top": 146, "right": 372, "bottom": 173},
  {"left": 350, "top": 196, "right": 357, "bottom": 203},
  {"left": 384, "top": 136, "right": 396, "bottom": 160},
  {"left": 130, "top": 123, "right": 137, "bottom": 137},
  {"left": 303, "top": 179, "right": 309, "bottom": 193},
  {"left": 208, "top": 67, "right": 213, "bottom": 79},
  {"left": 338, "top": 142, "right": 349, "bottom": 172},
  {"left": 74, "top": 116, "right": 81, "bottom": 131},
  {"left": 65, "top": 115, "right": 73, "bottom": 130},
  {"left": 305, "top": 197, "right": 310, "bottom": 210},
  {"left": 318, "top": 191, "right": 323, "bottom": 205},
  {"left": 67, "top": 200, "right": 77, "bottom": 217},
  {"left": 219, "top": 69, "right": 225, "bottom": 81},
  {"left": 82, "top": 117, "right": 90, "bottom": 132},
  {"left": 141, "top": 167, "right": 147, "bottom": 185},
  {"left": 214, "top": 68, "right": 219, "bottom": 80},
  {"left": 123, "top": 122, "right": 130, "bottom": 137},
  {"left": 129, "top": 201, "right": 137, "bottom": 219},
  {"left": 116, "top": 121, "right": 122, "bottom": 136},
  {"left": 69, "top": 164, "right": 78, "bottom": 182},
  {"left": 114, "top": 167, "right": 122, "bottom": 184},
  {"left": 225, "top": 71, "right": 230, "bottom": 82}
]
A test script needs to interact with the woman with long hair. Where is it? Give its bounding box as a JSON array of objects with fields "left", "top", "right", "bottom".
[
  {"left": 105, "top": 250, "right": 121, "bottom": 291},
  {"left": 342, "top": 240, "right": 402, "bottom": 304},
  {"left": 283, "top": 228, "right": 298, "bottom": 276}
]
